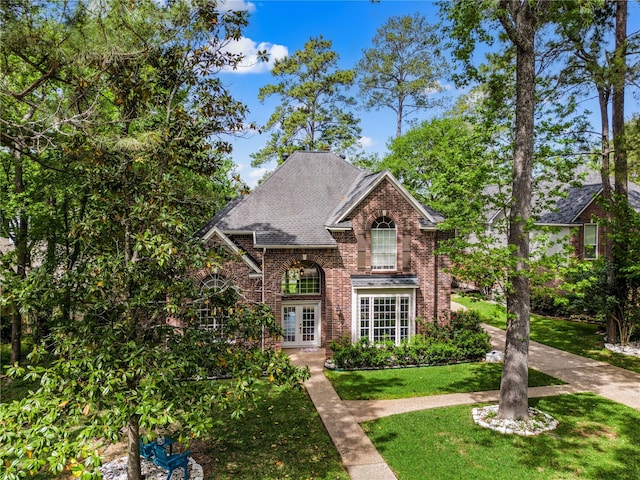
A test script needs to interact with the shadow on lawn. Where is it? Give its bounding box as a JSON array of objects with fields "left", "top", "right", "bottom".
[
  {"left": 445, "top": 363, "right": 563, "bottom": 393},
  {"left": 331, "top": 372, "right": 408, "bottom": 400},
  {"left": 522, "top": 395, "right": 640, "bottom": 479},
  {"left": 197, "top": 385, "right": 349, "bottom": 480},
  {"left": 445, "top": 363, "right": 504, "bottom": 393}
]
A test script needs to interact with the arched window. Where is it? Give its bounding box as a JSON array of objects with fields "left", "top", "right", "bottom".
[
  {"left": 281, "top": 261, "right": 320, "bottom": 295},
  {"left": 371, "top": 216, "right": 397, "bottom": 270},
  {"left": 198, "top": 274, "right": 235, "bottom": 333}
]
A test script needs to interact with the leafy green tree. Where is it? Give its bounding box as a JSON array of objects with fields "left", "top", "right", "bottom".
[
  {"left": 0, "top": 0, "right": 79, "bottom": 364},
  {"left": 251, "top": 36, "right": 361, "bottom": 167},
  {"left": 357, "top": 13, "right": 449, "bottom": 139},
  {"left": 628, "top": 116, "right": 640, "bottom": 183},
  {"left": 0, "top": 2, "right": 307, "bottom": 479},
  {"left": 551, "top": 1, "right": 639, "bottom": 343},
  {"left": 559, "top": 202, "right": 640, "bottom": 346},
  {"left": 442, "top": 0, "right": 551, "bottom": 421},
  {"left": 378, "top": 116, "right": 491, "bottom": 224},
  {"left": 490, "top": 0, "right": 540, "bottom": 422}
]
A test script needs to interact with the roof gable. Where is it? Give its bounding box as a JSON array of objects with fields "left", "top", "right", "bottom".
[
  {"left": 540, "top": 171, "right": 640, "bottom": 224},
  {"left": 200, "top": 227, "right": 262, "bottom": 274},
  {"left": 198, "top": 151, "right": 445, "bottom": 248},
  {"left": 327, "top": 170, "right": 439, "bottom": 229}
]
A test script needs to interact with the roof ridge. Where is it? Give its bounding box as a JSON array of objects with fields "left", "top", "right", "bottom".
[{"left": 326, "top": 169, "right": 377, "bottom": 226}]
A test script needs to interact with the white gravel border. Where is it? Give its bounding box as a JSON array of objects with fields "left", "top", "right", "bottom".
[
  {"left": 100, "top": 456, "right": 203, "bottom": 480},
  {"left": 472, "top": 405, "right": 559, "bottom": 436}
]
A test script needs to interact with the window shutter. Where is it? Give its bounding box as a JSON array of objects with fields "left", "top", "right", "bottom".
[
  {"left": 402, "top": 231, "right": 411, "bottom": 271},
  {"left": 357, "top": 232, "right": 366, "bottom": 270}
]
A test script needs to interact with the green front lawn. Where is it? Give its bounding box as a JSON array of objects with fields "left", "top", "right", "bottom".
[
  {"left": 326, "top": 362, "right": 564, "bottom": 401},
  {"left": 453, "top": 295, "right": 640, "bottom": 374},
  {"left": 365, "top": 393, "right": 640, "bottom": 480},
  {"left": 189, "top": 383, "right": 349, "bottom": 480},
  {"left": 1, "top": 373, "right": 348, "bottom": 480}
]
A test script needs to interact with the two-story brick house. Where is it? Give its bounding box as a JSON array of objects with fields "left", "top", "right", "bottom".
[{"left": 195, "top": 151, "right": 451, "bottom": 349}]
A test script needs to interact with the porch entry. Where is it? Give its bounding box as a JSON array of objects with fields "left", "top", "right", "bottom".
[{"left": 282, "top": 301, "right": 321, "bottom": 347}]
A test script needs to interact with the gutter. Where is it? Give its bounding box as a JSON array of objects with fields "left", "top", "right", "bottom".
[{"left": 254, "top": 244, "right": 338, "bottom": 249}]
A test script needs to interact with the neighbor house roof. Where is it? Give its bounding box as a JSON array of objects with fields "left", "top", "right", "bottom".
[
  {"left": 486, "top": 169, "right": 640, "bottom": 226},
  {"left": 197, "top": 151, "right": 444, "bottom": 249},
  {"left": 539, "top": 169, "right": 640, "bottom": 224}
]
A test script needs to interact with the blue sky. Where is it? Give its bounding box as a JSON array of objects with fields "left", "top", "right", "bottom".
[{"left": 216, "top": 0, "right": 640, "bottom": 188}]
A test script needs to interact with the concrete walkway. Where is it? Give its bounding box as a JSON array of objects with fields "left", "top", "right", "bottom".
[
  {"left": 287, "top": 348, "right": 398, "bottom": 480},
  {"left": 287, "top": 322, "right": 640, "bottom": 480}
]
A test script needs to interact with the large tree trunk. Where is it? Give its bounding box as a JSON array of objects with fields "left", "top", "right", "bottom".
[
  {"left": 126, "top": 416, "right": 142, "bottom": 480},
  {"left": 597, "top": 85, "right": 618, "bottom": 344},
  {"left": 10, "top": 149, "right": 28, "bottom": 365},
  {"left": 610, "top": 0, "right": 628, "bottom": 344},
  {"left": 9, "top": 310, "right": 22, "bottom": 365},
  {"left": 612, "top": 0, "right": 627, "bottom": 200},
  {"left": 396, "top": 96, "right": 403, "bottom": 139},
  {"left": 497, "top": 0, "right": 537, "bottom": 421}
]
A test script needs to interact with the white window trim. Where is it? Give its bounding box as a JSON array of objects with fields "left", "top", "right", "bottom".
[
  {"left": 281, "top": 262, "right": 321, "bottom": 295},
  {"left": 371, "top": 217, "right": 397, "bottom": 271},
  {"left": 583, "top": 223, "right": 598, "bottom": 260},
  {"left": 351, "top": 288, "right": 416, "bottom": 345},
  {"left": 281, "top": 300, "right": 321, "bottom": 347},
  {"left": 198, "top": 275, "right": 228, "bottom": 334}
]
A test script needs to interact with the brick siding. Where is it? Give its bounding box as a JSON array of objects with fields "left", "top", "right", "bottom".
[
  {"left": 211, "top": 178, "right": 451, "bottom": 348},
  {"left": 571, "top": 198, "right": 609, "bottom": 260}
]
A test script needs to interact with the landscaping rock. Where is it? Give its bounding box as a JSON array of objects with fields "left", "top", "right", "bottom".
[
  {"left": 472, "top": 405, "right": 559, "bottom": 436},
  {"left": 605, "top": 342, "right": 640, "bottom": 358},
  {"left": 485, "top": 350, "right": 504, "bottom": 362},
  {"left": 100, "top": 456, "right": 203, "bottom": 480}
]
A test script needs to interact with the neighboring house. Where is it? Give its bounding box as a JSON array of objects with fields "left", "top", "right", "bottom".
[
  {"left": 195, "top": 151, "right": 451, "bottom": 349},
  {"left": 484, "top": 169, "right": 640, "bottom": 261}
]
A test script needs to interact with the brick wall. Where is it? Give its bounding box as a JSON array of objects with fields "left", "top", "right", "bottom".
[
  {"left": 572, "top": 198, "right": 609, "bottom": 259},
  {"left": 218, "top": 178, "right": 451, "bottom": 348}
]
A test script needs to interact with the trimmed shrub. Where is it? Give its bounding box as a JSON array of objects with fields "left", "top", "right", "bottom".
[
  {"left": 328, "top": 310, "right": 491, "bottom": 370},
  {"left": 531, "top": 287, "right": 571, "bottom": 318}
]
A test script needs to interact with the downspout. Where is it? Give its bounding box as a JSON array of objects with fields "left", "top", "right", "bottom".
[
  {"left": 434, "top": 233, "right": 439, "bottom": 320},
  {"left": 262, "top": 247, "right": 266, "bottom": 351}
]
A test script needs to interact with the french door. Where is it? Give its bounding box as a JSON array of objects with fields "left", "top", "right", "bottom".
[{"left": 282, "top": 302, "right": 320, "bottom": 347}]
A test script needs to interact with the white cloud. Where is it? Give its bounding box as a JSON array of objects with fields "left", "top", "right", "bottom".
[
  {"left": 245, "top": 167, "right": 268, "bottom": 187},
  {"left": 217, "top": 0, "right": 256, "bottom": 12},
  {"left": 152, "top": 0, "right": 255, "bottom": 10},
  {"left": 221, "top": 37, "right": 288, "bottom": 74},
  {"left": 234, "top": 163, "right": 263, "bottom": 188},
  {"left": 249, "top": 168, "right": 267, "bottom": 179},
  {"left": 425, "top": 81, "right": 453, "bottom": 95},
  {"left": 359, "top": 136, "right": 376, "bottom": 148}
]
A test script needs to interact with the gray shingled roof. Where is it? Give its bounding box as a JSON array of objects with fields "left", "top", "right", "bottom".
[
  {"left": 539, "top": 170, "right": 640, "bottom": 223},
  {"left": 351, "top": 274, "right": 420, "bottom": 288},
  {"left": 627, "top": 181, "right": 640, "bottom": 211},
  {"left": 538, "top": 182, "right": 603, "bottom": 224},
  {"left": 326, "top": 171, "right": 383, "bottom": 225},
  {"left": 197, "top": 151, "right": 445, "bottom": 248},
  {"left": 199, "top": 151, "right": 364, "bottom": 247},
  {"left": 486, "top": 169, "right": 640, "bottom": 225}
]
